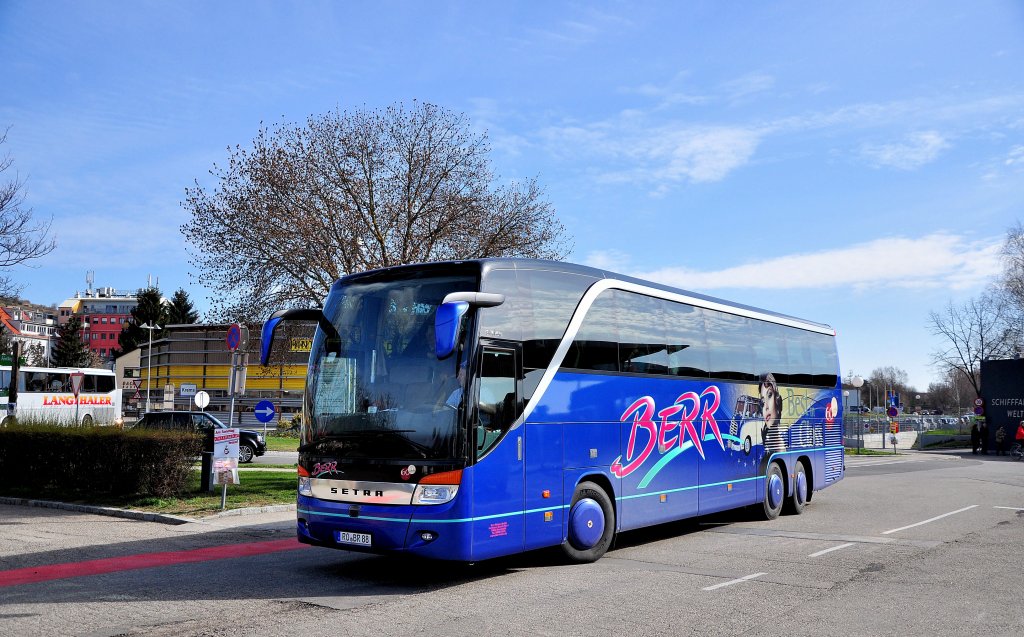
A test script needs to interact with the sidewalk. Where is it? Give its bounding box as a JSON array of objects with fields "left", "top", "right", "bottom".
[{"left": 0, "top": 495, "right": 296, "bottom": 527}]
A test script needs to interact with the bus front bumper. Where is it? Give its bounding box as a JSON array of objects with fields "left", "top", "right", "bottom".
[{"left": 296, "top": 494, "right": 472, "bottom": 560}]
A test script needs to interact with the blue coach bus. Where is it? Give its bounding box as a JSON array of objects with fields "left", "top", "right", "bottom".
[{"left": 261, "top": 259, "right": 844, "bottom": 562}]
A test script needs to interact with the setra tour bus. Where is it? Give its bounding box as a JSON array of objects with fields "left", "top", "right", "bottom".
[
  {"left": 261, "top": 259, "right": 844, "bottom": 562},
  {"left": 1, "top": 365, "right": 122, "bottom": 426}
]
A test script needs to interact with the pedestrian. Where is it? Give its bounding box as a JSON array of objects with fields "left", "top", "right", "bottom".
[
  {"left": 995, "top": 425, "right": 1006, "bottom": 455},
  {"left": 980, "top": 421, "right": 989, "bottom": 455},
  {"left": 1016, "top": 420, "right": 1024, "bottom": 451},
  {"left": 970, "top": 421, "right": 980, "bottom": 455}
]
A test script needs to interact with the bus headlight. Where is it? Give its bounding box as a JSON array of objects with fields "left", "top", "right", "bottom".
[
  {"left": 298, "top": 477, "right": 313, "bottom": 497},
  {"left": 413, "top": 484, "right": 459, "bottom": 505},
  {"left": 412, "top": 469, "right": 462, "bottom": 505}
]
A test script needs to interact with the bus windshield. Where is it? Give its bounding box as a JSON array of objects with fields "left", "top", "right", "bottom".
[{"left": 303, "top": 273, "right": 477, "bottom": 461}]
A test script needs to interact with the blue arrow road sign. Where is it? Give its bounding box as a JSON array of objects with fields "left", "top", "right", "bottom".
[{"left": 254, "top": 400, "right": 276, "bottom": 423}]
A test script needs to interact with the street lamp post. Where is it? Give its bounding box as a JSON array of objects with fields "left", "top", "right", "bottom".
[
  {"left": 852, "top": 376, "right": 865, "bottom": 454},
  {"left": 142, "top": 322, "right": 161, "bottom": 413}
]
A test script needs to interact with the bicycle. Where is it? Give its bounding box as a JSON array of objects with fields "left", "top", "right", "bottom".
[{"left": 1011, "top": 442, "right": 1024, "bottom": 460}]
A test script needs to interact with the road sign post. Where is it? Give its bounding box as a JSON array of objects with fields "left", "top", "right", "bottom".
[
  {"left": 213, "top": 427, "right": 240, "bottom": 508},
  {"left": 70, "top": 371, "right": 84, "bottom": 426},
  {"left": 254, "top": 399, "right": 276, "bottom": 435},
  {"left": 194, "top": 390, "right": 210, "bottom": 411}
]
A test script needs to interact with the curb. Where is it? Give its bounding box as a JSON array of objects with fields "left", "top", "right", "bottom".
[{"left": 0, "top": 496, "right": 296, "bottom": 525}]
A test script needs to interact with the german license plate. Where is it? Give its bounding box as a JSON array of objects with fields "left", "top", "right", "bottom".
[{"left": 335, "top": 531, "right": 372, "bottom": 546}]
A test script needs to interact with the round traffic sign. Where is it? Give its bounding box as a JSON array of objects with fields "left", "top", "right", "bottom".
[
  {"left": 194, "top": 390, "right": 210, "bottom": 409},
  {"left": 226, "top": 323, "right": 241, "bottom": 351},
  {"left": 254, "top": 400, "right": 276, "bottom": 423},
  {"left": 886, "top": 406, "right": 898, "bottom": 418},
  {"left": 973, "top": 405, "right": 984, "bottom": 416},
  {"left": 974, "top": 397, "right": 983, "bottom": 407}
]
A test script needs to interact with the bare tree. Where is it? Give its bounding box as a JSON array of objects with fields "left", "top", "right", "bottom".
[
  {"left": 998, "top": 221, "right": 1024, "bottom": 352},
  {"left": 0, "top": 129, "right": 56, "bottom": 297},
  {"left": 867, "top": 365, "right": 913, "bottom": 405},
  {"left": 182, "top": 102, "right": 571, "bottom": 322},
  {"left": 928, "top": 291, "right": 1014, "bottom": 398}
]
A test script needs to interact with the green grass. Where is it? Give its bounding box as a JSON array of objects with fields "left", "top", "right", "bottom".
[
  {"left": 265, "top": 435, "right": 299, "bottom": 452},
  {"left": 2, "top": 470, "right": 297, "bottom": 517},
  {"left": 844, "top": 447, "right": 898, "bottom": 456}
]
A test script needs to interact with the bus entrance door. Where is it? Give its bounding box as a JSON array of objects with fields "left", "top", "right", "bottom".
[{"left": 469, "top": 344, "right": 524, "bottom": 560}]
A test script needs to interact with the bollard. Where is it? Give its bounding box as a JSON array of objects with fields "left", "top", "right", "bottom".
[{"left": 200, "top": 451, "right": 214, "bottom": 492}]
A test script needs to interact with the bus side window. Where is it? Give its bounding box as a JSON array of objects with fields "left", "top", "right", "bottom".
[{"left": 477, "top": 347, "right": 517, "bottom": 457}]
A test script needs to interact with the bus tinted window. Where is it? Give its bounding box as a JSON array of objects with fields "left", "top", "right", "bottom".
[
  {"left": 565, "top": 291, "right": 619, "bottom": 372},
  {"left": 519, "top": 269, "right": 595, "bottom": 384},
  {"left": 479, "top": 268, "right": 521, "bottom": 342},
  {"left": 663, "top": 302, "right": 710, "bottom": 378},
  {"left": 619, "top": 292, "right": 669, "bottom": 375},
  {"left": 784, "top": 328, "right": 816, "bottom": 386},
  {"left": 705, "top": 311, "right": 757, "bottom": 382},
  {"left": 93, "top": 374, "right": 115, "bottom": 393},
  {"left": 809, "top": 332, "right": 840, "bottom": 387},
  {"left": 750, "top": 319, "right": 790, "bottom": 382}
]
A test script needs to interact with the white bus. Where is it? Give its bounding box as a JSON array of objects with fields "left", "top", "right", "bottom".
[{"left": 1, "top": 366, "right": 122, "bottom": 426}]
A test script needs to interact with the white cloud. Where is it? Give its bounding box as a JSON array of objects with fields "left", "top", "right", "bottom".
[
  {"left": 1005, "top": 145, "right": 1024, "bottom": 166},
  {"left": 859, "top": 131, "right": 951, "bottom": 169},
  {"left": 720, "top": 73, "right": 775, "bottom": 100},
  {"left": 541, "top": 122, "right": 763, "bottom": 188},
  {"left": 613, "top": 233, "right": 1002, "bottom": 292}
]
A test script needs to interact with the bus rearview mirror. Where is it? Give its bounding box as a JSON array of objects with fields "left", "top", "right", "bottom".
[{"left": 435, "top": 301, "right": 469, "bottom": 360}]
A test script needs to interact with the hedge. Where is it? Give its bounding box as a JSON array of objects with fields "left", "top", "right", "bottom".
[{"left": 0, "top": 425, "right": 203, "bottom": 497}]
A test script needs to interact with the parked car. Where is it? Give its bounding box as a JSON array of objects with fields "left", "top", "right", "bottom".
[
  {"left": 133, "top": 411, "right": 267, "bottom": 463},
  {"left": 847, "top": 405, "right": 870, "bottom": 413}
]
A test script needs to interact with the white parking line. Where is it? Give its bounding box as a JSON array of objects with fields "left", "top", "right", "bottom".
[
  {"left": 881, "top": 505, "right": 978, "bottom": 535},
  {"left": 808, "top": 542, "right": 854, "bottom": 557},
  {"left": 848, "top": 459, "right": 917, "bottom": 468},
  {"left": 994, "top": 506, "right": 1024, "bottom": 511},
  {"left": 702, "top": 572, "right": 766, "bottom": 591}
]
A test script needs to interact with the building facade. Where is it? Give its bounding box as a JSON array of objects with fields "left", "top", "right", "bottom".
[
  {"left": 136, "top": 324, "right": 308, "bottom": 428},
  {"left": 59, "top": 286, "right": 142, "bottom": 365},
  {"left": 0, "top": 305, "right": 57, "bottom": 362}
]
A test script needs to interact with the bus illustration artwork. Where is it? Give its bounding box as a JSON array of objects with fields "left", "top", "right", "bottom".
[
  {"left": 262, "top": 259, "right": 844, "bottom": 563},
  {"left": 730, "top": 394, "right": 762, "bottom": 454}
]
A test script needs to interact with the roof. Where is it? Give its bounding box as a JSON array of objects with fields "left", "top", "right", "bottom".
[{"left": 336, "top": 258, "right": 834, "bottom": 332}]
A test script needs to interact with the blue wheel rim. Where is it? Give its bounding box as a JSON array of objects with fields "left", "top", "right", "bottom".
[
  {"left": 795, "top": 471, "right": 807, "bottom": 505},
  {"left": 767, "top": 472, "right": 784, "bottom": 510},
  {"left": 568, "top": 497, "right": 605, "bottom": 550}
]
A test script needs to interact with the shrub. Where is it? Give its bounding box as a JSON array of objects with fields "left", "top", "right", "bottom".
[{"left": 0, "top": 424, "right": 202, "bottom": 498}]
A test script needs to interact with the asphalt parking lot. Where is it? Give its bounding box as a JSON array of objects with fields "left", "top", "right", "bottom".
[{"left": 1, "top": 450, "right": 1021, "bottom": 636}]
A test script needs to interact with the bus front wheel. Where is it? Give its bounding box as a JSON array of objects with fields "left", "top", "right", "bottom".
[
  {"left": 762, "top": 462, "right": 784, "bottom": 520},
  {"left": 80, "top": 414, "right": 93, "bottom": 427},
  {"left": 562, "top": 481, "right": 615, "bottom": 563}
]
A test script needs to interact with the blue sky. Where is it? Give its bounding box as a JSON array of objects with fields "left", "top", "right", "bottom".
[{"left": 2, "top": 1, "right": 1022, "bottom": 390}]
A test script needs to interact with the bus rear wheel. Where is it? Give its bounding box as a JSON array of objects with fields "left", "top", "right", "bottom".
[
  {"left": 784, "top": 460, "right": 808, "bottom": 515},
  {"left": 80, "top": 414, "right": 93, "bottom": 427},
  {"left": 762, "top": 462, "right": 784, "bottom": 520},
  {"left": 561, "top": 481, "right": 615, "bottom": 563}
]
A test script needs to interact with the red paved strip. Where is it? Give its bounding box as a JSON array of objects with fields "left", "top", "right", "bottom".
[{"left": 0, "top": 538, "right": 309, "bottom": 587}]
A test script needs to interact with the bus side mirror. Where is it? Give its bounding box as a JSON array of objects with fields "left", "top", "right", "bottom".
[
  {"left": 435, "top": 301, "right": 469, "bottom": 360},
  {"left": 260, "top": 315, "right": 286, "bottom": 366},
  {"left": 260, "top": 308, "right": 341, "bottom": 365}
]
